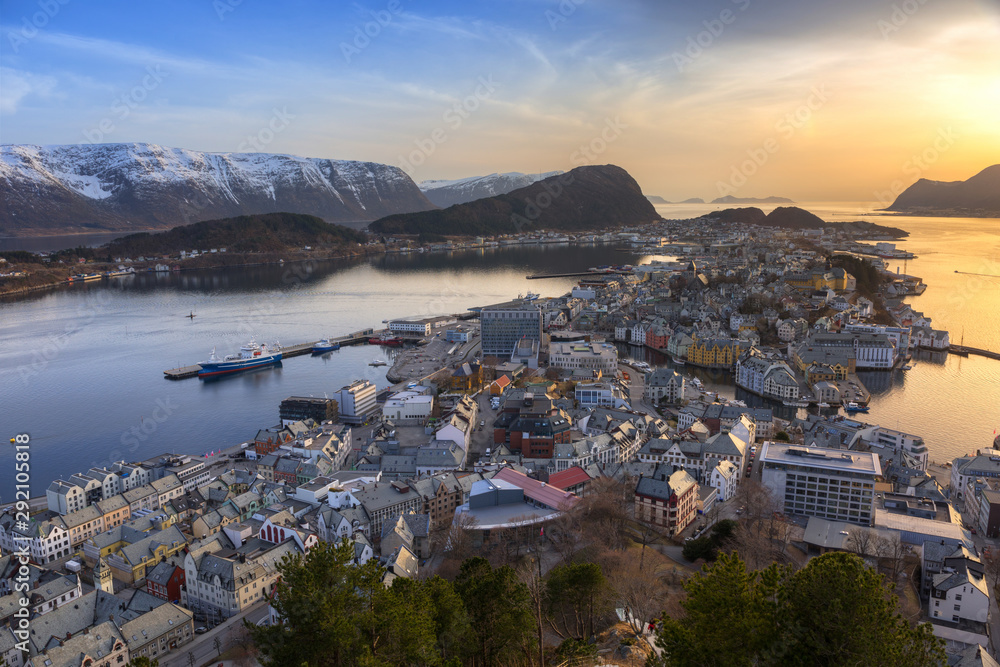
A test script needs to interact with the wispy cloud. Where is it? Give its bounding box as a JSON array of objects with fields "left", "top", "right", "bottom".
[{"left": 0, "top": 67, "right": 57, "bottom": 114}]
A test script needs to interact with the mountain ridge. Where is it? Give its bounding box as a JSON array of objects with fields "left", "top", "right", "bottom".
[
  {"left": 418, "top": 171, "right": 563, "bottom": 208},
  {"left": 0, "top": 143, "right": 436, "bottom": 236}
]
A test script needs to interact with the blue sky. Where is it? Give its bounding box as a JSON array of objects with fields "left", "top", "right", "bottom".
[{"left": 2, "top": 0, "right": 998, "bottom": 200}]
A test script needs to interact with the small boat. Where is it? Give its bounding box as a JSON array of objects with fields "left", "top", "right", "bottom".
[
  {"left": 783, "top": 400, "right": 809, "bottom": 407},
  {"left": 817, "top": 402, "right": 831, "bottom": 408},
  {"left": 901, "top": 364, "right": 912, "bottom": 370},
  {"left": 186, "top": 312, "right": 196, "bottom": 319},
  {"left": 369, "top": 359, "right": 387, "bottom": 367},
  {"left": 312, "top": 339, "right": 339, "bottom": 353},
  {"left": 69, "top": 273, "right": 102, "bottom": 283},
  {"left": 105, "top": 267, "right": 135, "bottom": 278},
  {"left": 844, "top": 402, "right": 870, "bottom": 413},
  {"left": 198, "top": 339, "right": 282, "bottom": 378}
]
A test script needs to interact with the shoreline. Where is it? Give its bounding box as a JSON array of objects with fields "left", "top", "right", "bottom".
[{"left": 0, "top": 247, "right": 383, "bottom": 299}]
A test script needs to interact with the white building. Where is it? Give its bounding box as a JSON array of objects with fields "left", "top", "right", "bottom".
[
  {"left": 644, "top": 368, "right": 686, "bottom": 404},
  {"left": 911, "top": 326, "right": 950, "bottom": 350},
  {"left": 735, "top": 352, "right": 800, "bottom": 401},
  {"left": 382, "top": 389, "right": 434, "bottom": 424},
  {"left": 46, "top": 480, "right": 88, "bottom": 515},
  {"left": 709, "top": 460, "right": 739, "bottom": 502},
  {"left": 760, "top": 442, "right": 881, "bottom": 526},
  {"left": 637, "top": 432, "right": 748, "bottom": 484},
  {"left": 0, "top": 512, "right": 72, "bottom": 564},
  {"left": 339, "top": 380, "right": 378, "bottom": 425},
  {"left": 549, "top": 342, "right": 619, "bottom": 374},
  {"left": 929, "top": 561, "right": 990, "bottom": 625},
  {"left": 389, "top": 320, "right": 432, "bottom": 336},
  {"left": 575, "top": 382, "right": 630, "bottom": 409}
]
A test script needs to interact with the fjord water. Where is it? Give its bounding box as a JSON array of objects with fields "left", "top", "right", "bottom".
[{"left": 1, "top": 207, "right": 998, "bottom": 495}]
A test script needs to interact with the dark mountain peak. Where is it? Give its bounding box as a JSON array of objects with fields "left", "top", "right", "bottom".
[
  {"left": 887, "top": 164, "right": 1000, "bottom": 216},
  {"left": 370, "top": 164, "right": 658, "bottom": 236},
  {"left": 761, "top": 206, "right": 825, "bottom": 229}
]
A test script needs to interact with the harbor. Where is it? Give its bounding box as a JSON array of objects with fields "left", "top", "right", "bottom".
[{"left": 163, "top": 328, "right": 378, "bottom": 379}]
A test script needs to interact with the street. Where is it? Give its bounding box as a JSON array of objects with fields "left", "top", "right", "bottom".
[{"left": 159, "top": 600, "right": 269, "bottom": 667}]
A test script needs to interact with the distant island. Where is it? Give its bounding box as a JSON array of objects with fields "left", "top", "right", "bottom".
[
  {"left": 370, "top": 165, "right": 659, "bottom": 237},
  {"left": 700, "top": 205, "right": 906, "bottom": 237},
  {"left": 646, "top": 196, "right": 707, "bottom": 204},
  {"left": 886, "top": 164, "right": 1000, "bottom": 217},
  {"left": 711, "top": 195, "right": 795, "bottom": 204}
]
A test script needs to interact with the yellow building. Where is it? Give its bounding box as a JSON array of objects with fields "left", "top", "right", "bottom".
[
  {"left": 785, "top": 267, "right": 854, "bottom": 292},
  {"left": 686, "top": 337, "right": 742, "bottom": 368}
]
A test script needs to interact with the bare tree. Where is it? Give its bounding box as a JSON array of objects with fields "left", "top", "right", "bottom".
[
  {"left": 434, "top": 512, "right": 480, "bottom": 579},
  {"left": 213, "top": 636, "right": 223, "bottom": 657},
  {"left": 726, "top": 481, "right": 788, "bottom": 570},
  {"left": 875, "top": 533, "right": 910, "bottom": 584},
  {"left": 518, "top": 559, "right": 546, "bottom": 667},
  {"left": 846, "top": 528, "right": 877, "bottom": 559},
  {"left": 629, "top": 518, "right": 664, "bottom": 571},
  {"left": 573, "top": 477, "right": 632, "bottom": 552},
  {"left": 601, "top": 550, "right": 668, "bottom": 648}
]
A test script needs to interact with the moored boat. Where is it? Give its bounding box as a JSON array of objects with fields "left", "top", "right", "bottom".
[
  {"left": 369, "top": 336, "right": 403, "bottom": 346},
  {"left": 312, "top": 339, "right": 339, "bottom": 353},
  {"left": 844, "top": 401, "right": 870, "bottom": 413},
  {"left": 198, "top": 339, "right": 282, "bottom": 378}
]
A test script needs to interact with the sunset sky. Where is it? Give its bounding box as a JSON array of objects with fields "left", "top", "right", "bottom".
[{"left": 2, "top": 0, "right": 998, "bottom": 202}]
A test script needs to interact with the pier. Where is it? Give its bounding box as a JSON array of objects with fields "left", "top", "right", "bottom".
[
  {"left": 163, "top": 328, "right": 377, "bottom": 379},
  {"left": 949, "top": 345, "right": 1000, "bottom": 361},
  {"left": 526, "top": 270, "right": 630, "bottom": 280}
]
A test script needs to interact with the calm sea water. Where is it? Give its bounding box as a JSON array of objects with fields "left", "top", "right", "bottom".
[{"left": 1, "top": 207, "right": 998, "bottom": 495}]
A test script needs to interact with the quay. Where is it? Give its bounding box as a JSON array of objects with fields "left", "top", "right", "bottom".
[
  {"left": 950, "top": 345, "right": 1000, "bottom": 361},
  {"left": 163, "top": 328, "right": 376, "bottom": 379},
  {"left": 526, "top": 270, "right": 629, "bottom": 279}
]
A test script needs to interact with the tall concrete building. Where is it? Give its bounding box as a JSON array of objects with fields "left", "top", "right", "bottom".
[
  {"left": 480, "top": 300, "right": 543, "bottom": 358},
  {"left": 338, "top": 380, "right": 378, "bottom": 425},
  {"left": 760, "top": 442, "right": 881, "bottom": 526}
]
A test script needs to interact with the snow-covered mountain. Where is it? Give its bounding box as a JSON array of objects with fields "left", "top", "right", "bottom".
[
  {"left": 0, "top": 143, "right": 436, "bottom": 235},
  {"left": 418, "top": 171, "right": 563, "bottom": 208}
]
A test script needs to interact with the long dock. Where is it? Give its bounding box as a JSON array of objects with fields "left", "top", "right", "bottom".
[
  {"left": 164, "top": 328, "right": 377, "bottom": 380},
  {"left": 526, "top": 270, "right": 630, "bottom": 280},
  {"left": 950, "top": 345, "right": 1000, "bottom": 361}
]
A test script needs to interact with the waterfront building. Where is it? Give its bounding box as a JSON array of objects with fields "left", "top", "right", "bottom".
[
  {"left": 480, "top": 300, "right": 543, "bottom": 358},
  {"left": 339, "top": 380, "right": 378, "bottom": 425},
  {"left": 760, "top": 442, "right": 881, "bottom": 526},
  {"left": 388, "top": 319, "right": 432, "bottom": 336},
  {"left": 686, "top": 335, "right": 742, "bottom": 369},
  {"left": 644, "top": 368, "right": 686, "bottom": 404},
  {"left": 279, "top": 396, "right": 337, "bottom": 425},
  {"left": 735, "top": 350, "right": 800, "bottom": 401}
]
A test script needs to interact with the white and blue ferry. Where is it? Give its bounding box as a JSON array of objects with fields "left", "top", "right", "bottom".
[{"left": 198, "top": 339, "right": 282, "bottom": 378}]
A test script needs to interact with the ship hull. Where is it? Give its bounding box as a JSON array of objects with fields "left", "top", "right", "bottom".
[{"left": 198, "top": 353, "right": 282, "bottom": 378}]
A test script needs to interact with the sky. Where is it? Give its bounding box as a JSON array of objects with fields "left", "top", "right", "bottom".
[{"left": 1, "top": 0, "right": 999, "bottom": 202}]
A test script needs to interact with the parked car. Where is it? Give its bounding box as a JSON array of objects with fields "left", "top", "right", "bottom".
[{"left": 195, "top": 627, "right": 208, "bottom": 634}]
